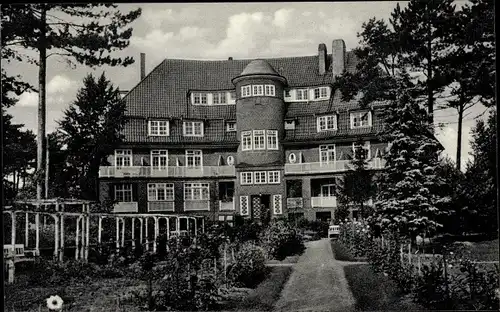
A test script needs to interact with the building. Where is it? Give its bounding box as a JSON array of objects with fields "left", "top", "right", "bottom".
[{"left": 98, "top": 39, "right": 387, "bottom": 224}]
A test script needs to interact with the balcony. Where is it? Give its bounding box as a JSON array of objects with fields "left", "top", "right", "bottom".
[
  {"left": 184, "top": 200, "right": 210, "bottom": 211},
  {"left": 287, "top": 197, "right": 303, "bottom": 209},
  {"left": 219, "top": 198, "right": 235, "bottom": 211},
  {"left": 99, "top": 165, "right": 236, "bottom": 178},
  {"left": 284, "top": 158, "right": 386, "bottom": 175},
  {"left": 148, "top": 201, "right": 175, "bottom": 212},
  {"left": 311, "top": 197, "right": 337, "bottom": 208},
  {"left": 113, "top": 202, "right": 138, "bottom": 213}
]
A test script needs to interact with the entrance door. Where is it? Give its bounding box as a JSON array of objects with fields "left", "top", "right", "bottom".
[
  {"left": 251, "top": 195, "right": 270, "bottom": 222},
  {"left": 316, "top": 211, "right": 331, "bottom": 222}
]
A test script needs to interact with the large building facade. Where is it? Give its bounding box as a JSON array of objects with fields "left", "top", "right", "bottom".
[{"left": 98, "top": 39, "right": 387, "bottom": 223}]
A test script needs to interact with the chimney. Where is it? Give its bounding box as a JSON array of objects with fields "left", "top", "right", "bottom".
[
  {"left": 228, "top": 57, "right": 233, "bottom": 60},
  {"left": 318, "top": 43, "right": 327, "bottom": 75},
  {"left": 332, "top": 39, "right": 346, "bottom": 77},
  {"left": 140, "top": 53, "right": 146, "bottom": 80}
]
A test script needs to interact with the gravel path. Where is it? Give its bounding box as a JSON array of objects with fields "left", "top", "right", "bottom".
[{"left": 274, "top": 238, "right": 356, "bottom": 312}]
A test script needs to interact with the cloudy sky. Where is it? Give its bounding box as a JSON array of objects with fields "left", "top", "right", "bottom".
[{"left": 4, "top": 1, "right": 485, "bottom": 170}]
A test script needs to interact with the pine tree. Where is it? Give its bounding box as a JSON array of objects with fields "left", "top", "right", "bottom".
[
  {"left": 57, "top": 73, "right": 126, "bottom": 200},
  {"left": 1, "top": 4, "right": 141, "bottom": 199},
  {"left": 336, "top": 138, "right": 377, "bottom": 220},
  {"left": 372, "top": 87, "right": 451, "bottom": 241}
]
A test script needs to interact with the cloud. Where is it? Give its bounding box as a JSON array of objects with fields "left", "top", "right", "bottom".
[
  {"left": 273, "top": 8, "right": 294, "bottom": 28},
  {"left": 47, "top": 75, "right": 74, "bottom": 94},
  {"left": 17, "top": 92, "right": 38, "bottom": 107},
  {"left": 436, "top": 123, "right": 473, "bottom": 171},
  {"left": 141, "top": 7, "right": 199, "bottom": 29}
]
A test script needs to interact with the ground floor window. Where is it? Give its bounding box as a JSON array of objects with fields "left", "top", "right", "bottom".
[
  {"left": 148, "top": 183, "right": 174, "bottom": 201},
  {"left": 114, "top": 184, "right": 132, "bottom": 202},
  {"left": 184, "top": 183, "right": 209, "bottom": 200},
  {"left": 218, "top": 215, "right": 234, "bottom": 226}
]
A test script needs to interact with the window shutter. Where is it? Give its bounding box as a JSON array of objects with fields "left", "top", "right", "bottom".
[
  {"left": 273, "top": 195, "right": 282, "bottom": 215},
  {"left": 240, "top": 196, "right": 249, "bottom": 216}
]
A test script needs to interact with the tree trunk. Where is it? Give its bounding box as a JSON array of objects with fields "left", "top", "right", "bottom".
[
  {"left": 456, "top": 102, "right": 464, "bottom": 171},
  {"left": 36, "top": 6, "right": 47, "bottom": 200}
]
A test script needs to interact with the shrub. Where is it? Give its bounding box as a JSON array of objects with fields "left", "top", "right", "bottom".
[
  {"left": 260, "top": 220, "right": 305, "bottom": 261},
  {"left": 227, "top": 243, "right": 268, "bottom": 288}
]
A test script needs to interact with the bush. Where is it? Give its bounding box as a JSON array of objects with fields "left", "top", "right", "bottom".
[
  {"left": 227, "top": 243, "right": 268, "bottom": 288},
  {"left": 260, "top": 220, "right": 305, "bottom": 261}
]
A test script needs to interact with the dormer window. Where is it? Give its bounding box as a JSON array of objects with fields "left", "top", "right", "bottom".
[
  {"left": 241, "top": 85, "right": 251, "bottom": 97},
  {"left": 353, "top": 141, "right": 371, "bottom": 159},
  {"left": 183, "top": 121, "right": 204, "bottom": 137},
  {"left": 317, "top": 115, "right": 337, "bottom": 132},
  {"left": 284, "top": 120, "right": 295, "bottom": 130},
  {"left": 296, "top": 89, "right": 308, "bottom": 101},
  {"left": 193, "top": 92, "right": 208, "bottom": 105},
  {"left": 264, "top": 85, "right": 275, "bottom": 96},
  {"left": 148, "top": 120, "right": 170, "bottom": 136},
  {"left": 226, "top": 121, "right": 236, "bottom": 132},
  {"left": 284, "top": 90, "right": 291, "bottom": 98},
  {"left": 314, "top": 87, "right": 329, "bottom": 100},
  {"left": 213, "top": 92, "right": 226, "bottom": 105},
  {"left": 252, "top": 85, "right": 264, "bottom": 96},
  {"left": 350, "top": 111, "right": 372, "bottom": 129}
]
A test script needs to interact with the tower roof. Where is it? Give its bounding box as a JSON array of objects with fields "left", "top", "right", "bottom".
[{"left": 239, "top": 59, "right": 279, "bottom": 76}]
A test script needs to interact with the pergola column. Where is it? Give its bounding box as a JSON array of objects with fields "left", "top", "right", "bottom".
[
  {"left": 25, "top": 212, "right": 29, "bottom": 247},
  {"left": 121, "top": 218, "right": 125, "bottom": 247},
  {"left": 80, "top": 215, "right": 85, "bottom": 259},
  {"left": 166, "top": 217, "right": 170, "bottom": 240},
  {"left": 194, "top": 217, "right": 197, "bottom": 236},
  {"left": 53, "top": 214, "right": 59, "bottom": 261},
  {"left": 85, "top": 211, "right": 90, "bottom": 261},
  {"left": 153, "top": 217, "right": 159, "bottom": 253},
  {"left": 75, "top": 217, "right": 81, "bottom": 259},
  {"left": 187, "top": 217, "right": 190, "bottom": 236},
  {"left": 59, "top": 213, "right": 65, "bottom": 262},
  {"left": 11, "top": 211, "right": 16, "bottom": 246},
  {"left": 115, "top": 217, "right": 120, "bottom": 253},
  {"left": 139, "top": 218, "right": 144, "bottom": 248},
  {"left": 35, "top": 213, "right": 40, "bottom": 256},
  {"left": 131, "top": 218, "right": 135, "bottom": 248},
  {"left": 176, "top": 217, "right": 180, "bottom": 236},
  {"left": 145, "top": 217, "right": 149, "bottom": 251},
  {"left": 98, "top": 216, "right": 103, "bottom": 245}
]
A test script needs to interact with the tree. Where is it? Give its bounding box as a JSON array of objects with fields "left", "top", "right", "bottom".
[
  {"left": 459, "top": 108, "right": 497, "bottom": 236},
  {"left": 371, "top": 87, "right": 451, "bottom": 242},
  {"left": 336, "top": 138, "right": 377, "bottom": 220},
  {"left": 57, "top": 73, "right": 126, "bottom": 200},
  {"left": 434, "top": 0, "right": 495, "bottom": 170},
  {"left": 1, "top": 4, "right": 141, "bottom": 199}
]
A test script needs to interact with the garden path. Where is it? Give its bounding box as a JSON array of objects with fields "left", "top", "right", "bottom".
[{"left": 274, "top": 238, "right": 356, "bottom": 312}]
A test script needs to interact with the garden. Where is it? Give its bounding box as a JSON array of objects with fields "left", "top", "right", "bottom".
[{"left": 4, "top": 217, "right": 310, "bottom": 312}]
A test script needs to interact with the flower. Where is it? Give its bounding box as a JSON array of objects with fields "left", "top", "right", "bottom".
[
  {"left": 46, "top": 295, "right": 63, "bottom": 311},
  {"left": 448, "top": 264, "right": 453, "bottom": 268},
  {"left": 494, "top": 288, "right": 500, "bottom": 300}
]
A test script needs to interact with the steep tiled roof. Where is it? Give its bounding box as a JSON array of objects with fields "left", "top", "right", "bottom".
[
  {"left": 122, "top": 51, "right": 360, "bottom": 143},
  {"left": 239, "top": 59, "right": 280, "bottom": 76}
]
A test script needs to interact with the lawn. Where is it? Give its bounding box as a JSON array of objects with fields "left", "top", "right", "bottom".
[
  {"left": 330, "top": 240, "right": 367, "bottom": 262},
  {"left": 221, "top": 266, "right": 293, "bottom": 311},
  {"left": 344, "top": 264, "right": 423, "bottom": 311}
]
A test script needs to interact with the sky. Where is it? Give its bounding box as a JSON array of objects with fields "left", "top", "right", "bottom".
[{"left": 4, "top": 1, "right": 486, "bottom": 170}]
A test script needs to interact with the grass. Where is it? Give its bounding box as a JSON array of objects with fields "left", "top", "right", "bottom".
[
  {"left": 222, "top": 266, "right": 293, "bottom": 311},
  {"left": 344, "top": 264, "right": 423, "bottom": 311},
  {"left": 330, "top": 240, "right": 367, "bottom": 262}
]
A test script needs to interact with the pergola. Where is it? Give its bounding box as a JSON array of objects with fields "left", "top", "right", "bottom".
[{"left": 3, "top": 198, "right": 206, "bottom": 263}]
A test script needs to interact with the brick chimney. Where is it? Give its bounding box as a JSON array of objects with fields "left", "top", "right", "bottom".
[
  {"left": 140, "top": 53, "right": 146, "bottom": 80},
  {"left": 332, "top": 39, "right": 346, "bottom": 77},
  {"left": 318, "top": 43, "right": 327, "bottom": 75}
]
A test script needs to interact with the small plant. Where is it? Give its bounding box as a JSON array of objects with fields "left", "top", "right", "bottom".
[
  {"left": 260, "top": 220, "right": 305, "bottom": 261},
  {"left": 227, "top": 242, "right": 268, "bottom": 288}
]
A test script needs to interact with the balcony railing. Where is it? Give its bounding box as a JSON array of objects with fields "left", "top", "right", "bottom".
[
  {"left": 184, "top": 200, "right": 210, "bottom": 211},
  {"left": 113, "top": 202, "right": 138, "bottom": 213},
  {"left": 99, "top": 165, "right": 236, "bottom": 178},
  {"left": 284, "top": 158, "right": 386, "bottom": 175},
  {"left": 311, "top": 196, "right": 337, "bottom": 208},
  {"left": 148, "top": 201, "right": 175, "bottom": 212},
  {"left": 287, "top": 197, "right": 303, "bottom": 209},
  {"left": 219, "top": 198, "right": 235, "bottom": 211}
]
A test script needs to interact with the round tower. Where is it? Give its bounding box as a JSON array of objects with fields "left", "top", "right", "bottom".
[{"left": 232, "top": 60, "right": 287, "bottom": 166}]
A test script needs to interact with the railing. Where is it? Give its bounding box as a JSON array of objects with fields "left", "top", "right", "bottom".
[
  {"left": 287, "top": 197, "right": 303, "bottom": 209},
  {"left": 113, "top": 202, "right": 138, "bottom": 213},
  {"left": 99, "top": 165, "right": 236, "bottom": 178},
  {"left": 184, "top": 200, "right": 210, "bottom": 211},
  {"left": 148, "top": 201, "right": 175, "bottom": 212},
  {"left": 284, "top": 158, "right": 386, "bottom": 175},
  {"left": 219, "top": 198, "right": 235, "bottom": 211},
  {"left": 311, "top": 196, "right": 337, "bottom": 208}
]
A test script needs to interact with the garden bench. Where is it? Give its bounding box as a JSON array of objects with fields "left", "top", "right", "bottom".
[{"left": 4, "top": 244, "right": 35, "bottom": 284}]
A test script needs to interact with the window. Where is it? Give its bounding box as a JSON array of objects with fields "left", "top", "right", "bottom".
[
  {"left": 226, "top": 122, "right": 236, "bottom": 132},
  {"left": 183, "top": 121, "right": 204, "bottom": 137},
  {"left": 148, "top": 120, "right": 169, "bottom": 136},
  {"left": 115, "top": 184, "right": 132, "bottom": 202},
  {"left": 284, "top": 120, "right": 295, "bottom": 130},
  {"left": 266, "top": 130, "right": 278, "bottom": 150},
  {"left": 184, "top": 183, "right": 209, "bottom": 200},
  {"left": 213, "top": 92, "right": 226, "bottom": 104},
  {"left": 352, "top": 141, "right": 371, "bottom": 159},
  {"left": 350, "top": 111, "right": 372, "bottom": 128},
  {"left": 241, "top": 131, "right": 253, "bottom": 151},
  {"left": 319, "top": 145, "right": 335, "bottom": 163},
  {"left": 241, "top": 85, "right": 251, "bottom": 97},
  {"left": 313, "top": 87, "right": 329, "bottom": 99},
  {"left": 321, "top": 184, "right": 335, "bottom": 197},
  {"left": 252, "top": 85, "right": 264, "bottom": 96},
  {"left": 254, "top": 171, "right": 267, "bottom": 184},
  {"left": 115, "top": 150, "right": 132, "bottom": 167},
  {"left": 284, "top": 90, "right": 291, "bottom": 97},
  {"left": 240, "top": 172, "right": 253, "bottom": 185},
  {"left": 227, "top": 155, "right": 235, "bottom": 165},
  {"left": 268, "top": 171, "right": 281, "bottom": 184},
  {"left": 193, "top": 93, "right": 202, "bottom": 104},
  {"left": 253, "top": 130, "right": 266, "bottom": 150},
  {"left": 151, "top": 150, "right": 168, "bottom": 168},
  {"left": 185, "top": 150, "right": 202, "bottom": 167},
  {"left": 148, "top": 183, "right": 174, "bottom": 201},
  {"left": 296, "top": 89, "right": 308, "bottom": 101},
  {"left": 201, "top": 93, "right": 207, "bottom": 104},
  {"left": 265, "top": 85, "right": 275, "bottom": 96},
  {"left": 317, "top": 115, "right": 337, "bottom": 132},
  {"left": 289, "top": 153, "right": 297, "bottom": 163}
]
